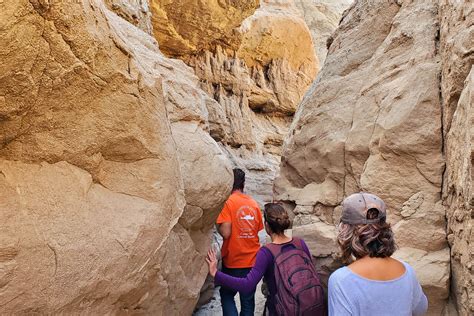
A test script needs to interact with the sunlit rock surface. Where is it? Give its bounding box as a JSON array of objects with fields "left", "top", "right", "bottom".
[
  {"left": 275, "top": 0, "right": 473, "bottom": 314},
  {"left": 0, "top": 0, "right": 232, "bottom": 313}
]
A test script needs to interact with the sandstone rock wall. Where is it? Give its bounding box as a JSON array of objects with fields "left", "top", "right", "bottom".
[
  {"left": 275, "top": 0, "right": 473, "bottom": 314},
  {"left": 295, "top": 0, "right": 353, "bottom": 64},
  {"left": 0, "top": 0, "right": 232, "bottom": 314},
  {"left": 149, "top": 1, "right": 344, "bottom": 310},
  {"left": 440, "top": 0, "right": 474, "bottom": 313},
  {"left": 4, "top": 0, "right": 467, "bottom": 314},
  {"left": 105, "top": 0, "right": 153, "bottom": 33},
  {"left": 151, "top": 0, "right": 320, "bottom": 205},
  {"left": 151, "top": 0, "right": 259, "bottom": 58},
  {"left": 443, "top": 67, "right": 473, "bottom": 315}
]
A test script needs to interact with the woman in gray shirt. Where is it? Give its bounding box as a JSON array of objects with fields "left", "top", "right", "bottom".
[{"left": 328, "top": 193, "right": 428, "bottom": 316}]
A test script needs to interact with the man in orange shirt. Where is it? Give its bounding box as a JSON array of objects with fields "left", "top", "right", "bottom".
[{"left": 216, "top": 168, "right": 263, "bottom": 316}]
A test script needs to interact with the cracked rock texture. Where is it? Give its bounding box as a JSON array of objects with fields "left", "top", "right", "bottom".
[
  {"left": 150, "top": 0, "right": 259, "bottom": 58},
  {"left": 0, "top": 0, "right": 232, "bottom": 314},
  {"left": 0, "top": 0, "right": 353, "bottom": 313},
  {"left": 275, "top": 0, "right": 473, "bottom": 315},
  {"left": 441, "top": 0, "right": 474, "bottom": 313},
  {"left": 295, "top": 0, "right": 353, "bottom": 64},
  {"left": 149, "top": 0, "right": 352, "bottom": 310},
  {"left": 151, "top": 0, "right": 321, "bottom": 207},
  {"left": 105, "top": 0, "right": 153, "bottom": 34}
]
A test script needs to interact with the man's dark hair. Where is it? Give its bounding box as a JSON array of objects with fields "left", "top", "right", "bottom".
[{"left": 232, "top": 168, "right": 245, "bottom": 192}]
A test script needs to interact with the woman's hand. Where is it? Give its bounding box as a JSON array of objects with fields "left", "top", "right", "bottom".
[{"left": 206, "top": 248, "right": 218, "bottom": 277}]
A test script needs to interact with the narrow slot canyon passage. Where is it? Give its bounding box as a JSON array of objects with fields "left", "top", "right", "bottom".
[{"left": 0, "top": 0, "right": 472, "bottom": 315}]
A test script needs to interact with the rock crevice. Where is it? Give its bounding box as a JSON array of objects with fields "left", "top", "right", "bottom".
[
  {"left": 275, "top": 0, "right": 473, "bottom": 314},
  {"left": 0, "top": 0, "right": 232, "bottom": 314}
]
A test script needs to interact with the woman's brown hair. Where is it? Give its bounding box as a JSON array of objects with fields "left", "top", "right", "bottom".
[
  {"left": 337, "top": 208, "right": 396, "bottom": 264},
  {"left": 264, "top": 203, "right": 291, "bottom": 235}
]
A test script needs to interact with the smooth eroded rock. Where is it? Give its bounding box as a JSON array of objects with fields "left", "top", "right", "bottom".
[
  {"left": 275, "top": 1, "right": 454, "bottom": 313},
  {"left": 394, "top": 247, "right": 451, "bottom": 315},
  {"left": 0, "top": 0, "right": 232, "bottom": 313},
  {"left": 440, "top": 0, "right": 474, "bottom": 313}
]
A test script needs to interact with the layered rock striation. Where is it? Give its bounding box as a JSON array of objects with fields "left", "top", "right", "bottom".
[
  {"left": 275, "top": 0, "right": 473, "bottom": 314},
  {"left": 0, "top": 0, "right": 351, "bottom": 313},
  {"left": 440, "top": 0, "right": 474, "bottom": 314},
  {"left": 151, "top": 0, "right": 320, "bottom": 204},
  {"left": 295, "top": 0, "right": 353, "bottom": 64},
  {"left": 149, "top": 0, "right": 348, "bottom": 311},
  {"left": 3, "top": 0, "right": 468, "bottom": 315},
  {"left": 0, "top": 0, "right": 232, "bottom": 314}
]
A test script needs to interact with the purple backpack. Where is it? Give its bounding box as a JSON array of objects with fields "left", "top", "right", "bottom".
[{"left": 265, "top": 238, "right": 325, "bottom": 316}]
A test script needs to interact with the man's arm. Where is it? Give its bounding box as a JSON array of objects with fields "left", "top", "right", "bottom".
[{"left": 217, "top": 222, "right": 231, "bottom": 239}]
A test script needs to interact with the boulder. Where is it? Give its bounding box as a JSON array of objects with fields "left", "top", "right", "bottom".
[
  {"left": 394, "top": 247, "right": 450, "bottom": 315},
  {"left": 440, "top": 0, "right": 474, "bottom": 313},
  {"left": 294, "top": 0, "right": 353, "bottom": 64},
  {"left": 274, "top": 1, "right": 462, "bottom": 313},
  {"left": 0, "top": 0, "right": 232, "bottom": 313},
  {"left": 150, "top": 0, "right": 259, "bottom": 57},
  {"left": 292, "top": 216, "right": 337, "bottom": 258}
]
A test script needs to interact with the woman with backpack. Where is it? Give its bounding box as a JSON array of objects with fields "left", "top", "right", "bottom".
[
  {"left": 206, "top": 203, "right": 324, "bottom": 316},
  {"left": 329, "top": 192, "right": 428, "bottom": 315}
]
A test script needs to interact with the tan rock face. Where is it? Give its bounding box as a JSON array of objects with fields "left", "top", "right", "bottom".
[
  {"left": 274, "top": 0, "right": 473, "bottom": 314},
  {"left": 294, "top": 0, "right": 353, "bottom": 64},
  {"left": 237, "top": 3, "right": 317, "bottom": 73},
  {"left": 440, "top": 0, "right": 474, "bottom": 313},
  {"left": 0, "top": 0, "right": 232, "bottom": 314},
  {"left": 150, "top": 1, "right": 327, "bottom": 310},
  {"left": 150, "top": 0, "right": 259, "bottom": 57},
  {"left": 444, "top": 68, "right": 474, "bottom": 316},
  {"left": 151, "top": 0, "right": 319, "bottom": 212},
  {"left": 105, "top": 0, "right": 153, "bottom": 33}
]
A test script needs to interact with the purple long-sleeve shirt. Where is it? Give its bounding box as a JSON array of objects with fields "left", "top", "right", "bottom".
[{"left": 214, "top": 239, "right": 311, "bottom": 313}]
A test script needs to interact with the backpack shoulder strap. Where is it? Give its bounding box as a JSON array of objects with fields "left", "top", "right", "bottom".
[
  {"left": 263, "top": 242, "right": 281, "bottom": 258},
  {"left": 264, "top": 238, "right": 303, "bottom": 258},
  {"left": 291, "top": 237, "right": 303, "bottom": 249}
]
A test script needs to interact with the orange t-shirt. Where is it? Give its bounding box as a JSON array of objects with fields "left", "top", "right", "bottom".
[{"left": 216, "top": 191, "right": 263, "bottom": 268}]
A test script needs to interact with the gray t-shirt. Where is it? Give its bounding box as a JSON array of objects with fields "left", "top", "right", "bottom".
[{"left": 328, "top": 261, "right": 428, "bottom": 316}]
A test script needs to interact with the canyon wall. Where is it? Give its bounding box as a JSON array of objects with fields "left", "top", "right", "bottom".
[
  {"left": 3, "top": 0, "right": 469, "bottom": 314},
  {"left": 0, "top": 0, "right": 233, "bottom": 314},
  {"left": 148, "top": 0, "right": 353, "bottom": 206},
  {"left": 295, "top": 0, "right": 353, "bottom": 64},
  {"left": 440, "top": 0, "right": 474, "bottom": 314},
  {"left": 275, "top": 0, "right": 473, "bottom": 315},
  {"left": 0, "top": 0, "right": 352, "bottom": 313},
  {"left": 150, "top": 0, "right": 320, "bottom": 204},
  {"left": 148, "top": 0, "right": 353, "bottom": 310}
]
